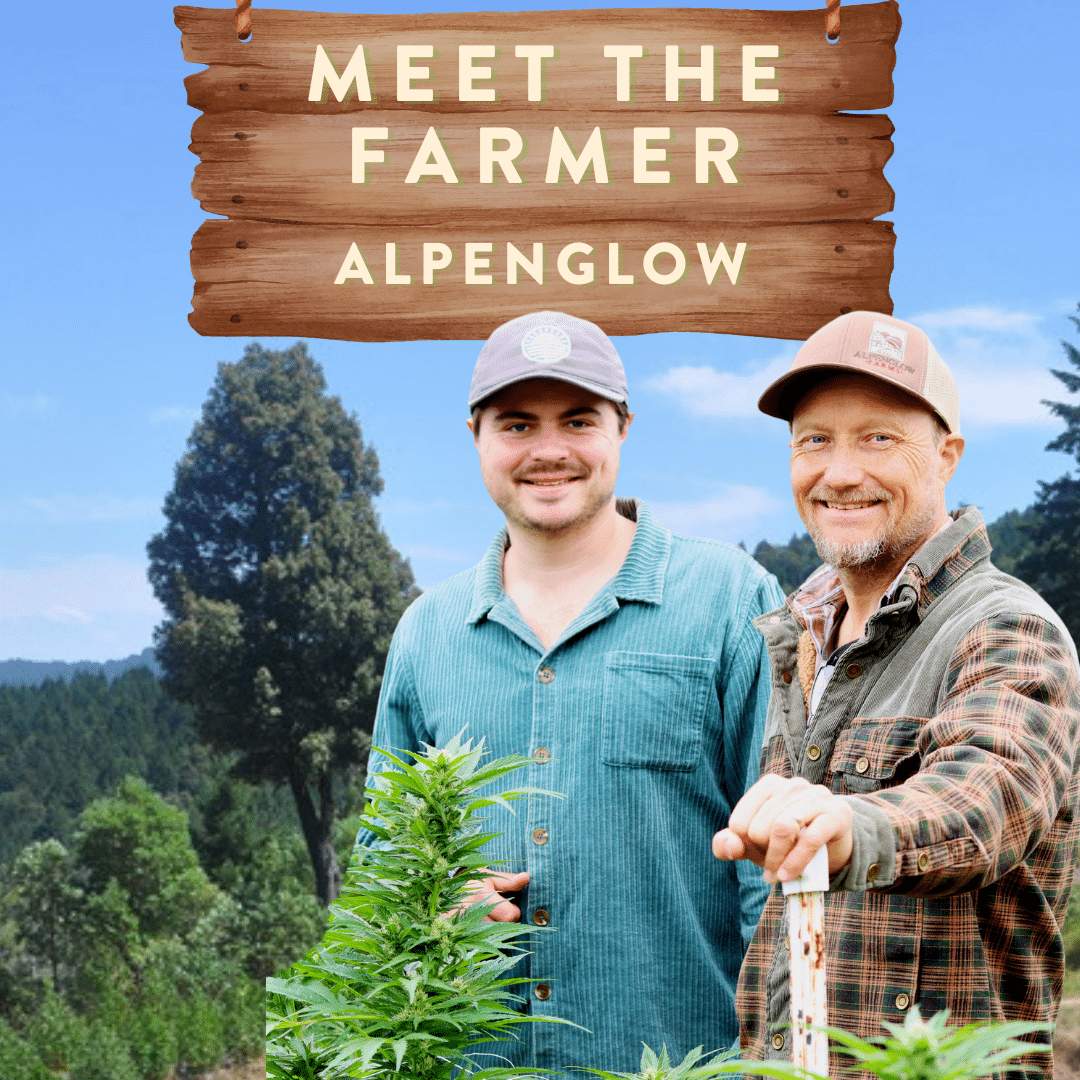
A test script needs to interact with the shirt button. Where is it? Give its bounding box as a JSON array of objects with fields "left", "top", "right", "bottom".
[
  {"left": 866, "top": 862, "right": 880, "bottom": 882},
  {"left": 846, "top": 663, "right": 863, "bottom": 678},
  {"left": 769, "top": 616, "right": 781, "bottom": 625},
  {"left": 535, "top": 983, "right": 552, "bottom": 1000},
  {"left": 895, "top": 993, "right": 910, "bottom": 1010},
  {"left": 855, "top": 756, "right": 870, "bottom": 774},
  {"left": 532, "top": 828, "right": 549, "bottom": 846},
  {"left": 771, "top": 1033, "right": 786, "bottom": 1050},
  {"left": 533, "top": 908, "right": 550, "bottom": 926},
  {"left": 917, "top": 852, "right": 931, "bottom": 872},
  {"left": 538, "top": 667, "right": 554, "bottom": 683},
  {"left": 533, "top": 747, "right": 551, "bottom": 763},
  {"left": 781, "top": 671, "right": 793, "bottom": 684},
  {"left": 806, "top": 744, "right": 821, "bottom": 761}
]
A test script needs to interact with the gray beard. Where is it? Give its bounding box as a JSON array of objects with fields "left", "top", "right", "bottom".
[{"left": 807, "top": 496, "right": 941, "bottom": 572}]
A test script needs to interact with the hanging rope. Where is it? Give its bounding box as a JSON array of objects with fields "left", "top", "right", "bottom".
[
  {"left": 826, "top": 0, "right": 841, "bottom": 41},
  {"left": 235, "top": 0, "right": 252, "bottom": 41}
]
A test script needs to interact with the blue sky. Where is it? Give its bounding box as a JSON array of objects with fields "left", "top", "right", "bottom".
[{"left": 1, "top": 0, "right": 1078, "bottom": 661}]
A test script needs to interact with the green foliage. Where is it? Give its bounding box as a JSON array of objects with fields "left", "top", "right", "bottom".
[
  {"left": 147, "top": 342, "right": 417, "bottom": 904},
  {"left": 3, "top": 840, "right": 83, "bottom": 986},
  {"left": 579, "top": 1043, "right": 740, "bottom": 1080},
  {"left": 73, "top": 776, "right": 219, "bottom": 937},
  {"left": 1016, "top": 304, "right": 1080, "bottom": 644},
  {"left": 824, "top": 1006, "right": 1049, "bottom": 1080},
  {"left": 0, "top": 1016, "right": 51, "bottom": 1080},
  {"left": 0, "top": 668, "right": 196, "bottom": 865},
  {"left": 266, "top": 731, "right": 572, "bottom": 1079},
  {"left": 752, "top": 534, "right": 822, "bottom": 595},
  {"left": 1065, "top": 885, "right": 1080, "bottom": 968},
  {"left": 984, "top": 506, "right": 1040, "bottom": 578}
]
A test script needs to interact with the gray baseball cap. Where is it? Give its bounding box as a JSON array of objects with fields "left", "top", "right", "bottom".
[{"left": 468, "top": 311, "right": 628, "bottom": 410}]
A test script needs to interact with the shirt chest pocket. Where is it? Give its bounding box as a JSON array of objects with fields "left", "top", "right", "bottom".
[
  {"left": 828, "top": 716, "right": 926, "bottom": 794},
  {"left": 601, "top": 651, "right": 716, "bottom": 771}
]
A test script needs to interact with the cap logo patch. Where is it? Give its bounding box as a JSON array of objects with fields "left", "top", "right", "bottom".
[
  {"left": 521, "top": 325, "right": 572, "bottom": 365},
  {"left": 868, "top": 321, "right": 907, "bottom": 365}
]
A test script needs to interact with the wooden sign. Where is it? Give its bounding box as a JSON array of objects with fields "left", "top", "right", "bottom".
[{"left": 177, "top": 3, "right": 900, "bottom": 342}]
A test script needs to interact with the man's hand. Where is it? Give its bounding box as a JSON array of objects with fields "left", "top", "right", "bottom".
[
  {"left": 456, "top": 870, "right": 530, "bottom": 922},
  {"left": 712, "top": 775, "right": 854, "bottom": 884}
]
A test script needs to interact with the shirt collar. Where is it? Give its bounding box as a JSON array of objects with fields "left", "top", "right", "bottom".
[
  {"left": 466, "top": 497, "right": 670, "bottom": 624},
  {"left": 789, "top": 505, "right": 991, "bottom": 650}
]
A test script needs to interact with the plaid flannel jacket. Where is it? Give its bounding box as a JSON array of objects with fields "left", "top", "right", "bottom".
[{"left": 737, "top": 507, "right": 1080, "bottom": 1080}]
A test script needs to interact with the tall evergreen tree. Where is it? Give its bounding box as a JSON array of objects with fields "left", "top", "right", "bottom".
[
  {"left": 1017, "top": 304, "right": 1080, "bottom": 644},
  {"left": 147, "top": 343, "right": 417, "bottom": 905}
]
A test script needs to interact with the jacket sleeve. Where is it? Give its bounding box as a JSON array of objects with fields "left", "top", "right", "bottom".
[
  {"left": 354, "top": 619, "right": 429, "bottom": 852},
  {"left": 725, "top": 572, "right": 786, "bottom": 950},
  {"left": 839, "top": 613, "right": 1080, "bottom": 895}
]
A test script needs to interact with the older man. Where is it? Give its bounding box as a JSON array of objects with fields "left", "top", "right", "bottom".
[
  {"left": 361, "top": 311, "right": 781, "bottom": 1071},
  {"left": 713, "top": 310, "right": 1080, "bottom": 1077}
]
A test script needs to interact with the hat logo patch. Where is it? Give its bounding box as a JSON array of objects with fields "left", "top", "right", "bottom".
[
  {"left": 521, "top": 325, "right": 572, "bottom": 365},
  {"left": 868, "top": 321, "right": 908, "bottom": 365}
]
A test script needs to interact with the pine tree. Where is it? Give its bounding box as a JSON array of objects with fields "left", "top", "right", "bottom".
[
  {"left": 1017, "top": 304, "right": 1080, "bottom": 644},
  {"left": 147, "top": 343, "right": 417, "bottom": 904}
]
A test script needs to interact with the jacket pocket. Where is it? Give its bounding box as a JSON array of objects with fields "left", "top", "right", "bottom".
[
  {"left": 829, "top": 716, "right": 926, "bottom": 794},
  {"left": 601, "top": 651, "right": 715, "bottom": 771}
]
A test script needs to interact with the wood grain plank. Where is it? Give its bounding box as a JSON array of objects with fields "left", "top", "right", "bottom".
[
  {"left": 190, "top": 109, "right": 893, "bottom": 225},
  {"left": 176, "top": 3, "right": 899, "bottom": 116},
  {"left": 188, "top": 218, "right": 894, "bottom": 341}
]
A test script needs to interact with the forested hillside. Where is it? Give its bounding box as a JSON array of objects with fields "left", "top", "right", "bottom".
[
  {"left": 0, "top": 671, "right": 368, "bottom": 1079},
  {"left": 0, "top": 648, "right": 161, "bottom": 689}
]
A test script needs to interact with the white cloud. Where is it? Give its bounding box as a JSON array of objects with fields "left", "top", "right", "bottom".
[
  {"left": 41, "top": 605, "right": 94, "bottom": 624},
  {"left": 150, "top": 406, "right": 200, "bottom": 424},
  {"left": 906, "top": 305, "right": 1068, "bottom": 427},
  {"left": 911, "top": 307, "right": 1042, "bottom": 333},
  {"left": 1, "top": 495, "right": 161, "bottom": 524},
  {"left": 646, "top": 306, "right": 1074, "bottom": 429},
  {"left": 1, "top": 393, "right": 55, "bottom": 418},
  {"left": 0, "top": 557, "right": 163, "bottom": 621},
  {"left": 642, "top": 349, "right": 796, "bottom": 418},
  {"left": 649, "top": 485, "right": 783, "bottom": 539}
]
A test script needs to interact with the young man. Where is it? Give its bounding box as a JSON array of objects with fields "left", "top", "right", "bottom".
[
  {"left": 713, "top": 311, "right": 1080, "bottom": 1079},
  {"left": 359, "top": 311, "right": 783, "bottom": 1072}
]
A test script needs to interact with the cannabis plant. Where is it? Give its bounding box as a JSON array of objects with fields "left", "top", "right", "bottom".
[
  {"left": 581, "top": 1008, "right": 1050, "bottom": 1080},
  {"left": 824, "top": 1006, "right": 1050, "bottom": 1080},
  {"left": 266, "top": 731, "right": 570, "bottom": 1080}
]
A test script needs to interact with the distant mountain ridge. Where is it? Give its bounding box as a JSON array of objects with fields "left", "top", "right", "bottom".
[{"left": 0, "top": 647, "right": 161, "bottom": 687}]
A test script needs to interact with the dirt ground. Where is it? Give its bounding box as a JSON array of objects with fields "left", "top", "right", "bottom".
[
  {"left": 199, "top": 1056, "right": 266, "bottom": 1079},
  {"left": 1056, "top": 1001, "right": 1080, "bottom": 1080}
]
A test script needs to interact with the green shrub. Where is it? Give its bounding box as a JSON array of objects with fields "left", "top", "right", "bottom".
[
  {"left": 69, "top": 1018, "right": 141, "bottom": 1080},
  {"left": 24, "top": 987, "right": 93, "bottom": 1072},
  {"left": 176, "top": 990, "right": 227, "bottom": 1073},
  {"left": 0, "top": 1017, "right": 50, "bottom": 1080}
]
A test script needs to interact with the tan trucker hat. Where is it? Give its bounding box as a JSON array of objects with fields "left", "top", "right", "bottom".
[
  {"left": 757, "top": 310, "right": 960, "bottom": 434},
  {"left": 469, "top": 310, "right": 627, "bottom": 409}
]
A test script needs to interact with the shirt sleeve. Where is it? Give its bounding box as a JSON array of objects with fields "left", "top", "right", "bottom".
[
  {"left": 724, "top": 572, "right": 787, "bottom": 950},
  {"left": 835, "top": 613, "right": 1080, "bottom": 895},
  {"left": 354, "top": 622, "right": 429, "bottom": 852}
]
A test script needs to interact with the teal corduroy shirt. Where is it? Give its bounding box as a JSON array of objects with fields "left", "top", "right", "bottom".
[{"left": 358, "top": 500, "right": 783, "bottom": 1072}]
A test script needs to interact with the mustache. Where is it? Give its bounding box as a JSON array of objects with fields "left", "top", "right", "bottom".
[
  {"left": 808, "top": 485, "right": 892, "bottom": 505},
  {"left": 515, "top": 466, "right": 587, "bottom": 481}
]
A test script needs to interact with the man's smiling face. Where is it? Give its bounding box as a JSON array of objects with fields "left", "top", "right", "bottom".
[
  {"left": 790, "top": 373, "right": 962, "bottom": 572},
  {"left": 471, "top": 378, "right": 629, "bottom": 535}
]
